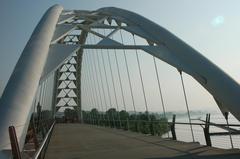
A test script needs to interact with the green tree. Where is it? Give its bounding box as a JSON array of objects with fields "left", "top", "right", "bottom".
[
  {"left": 90, "top": 108, "right": 99, "bottom": 125},
  {"left": 119, "top": 110, "right": 129, "bottom": 130},
  {"left": 64, "top": 108, "right": 78, "bottom": 123},
  {"left": 106, "top": 108, "right": 119, "bottom": 128}
]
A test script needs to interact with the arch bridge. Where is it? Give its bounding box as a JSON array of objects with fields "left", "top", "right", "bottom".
[{"left": 0, "top": 4, "right": 240, "bottom": 158}]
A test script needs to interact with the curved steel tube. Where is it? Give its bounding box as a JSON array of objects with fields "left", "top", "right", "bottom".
[
  {"left": 1, "top": 5, "right": 240, "bottom": 158},
  {"left": 0, "top": 4, "right": 63, "bottom": 157},
  {"left": 97, "top": 7, "right": 240, "bottom": 120}
]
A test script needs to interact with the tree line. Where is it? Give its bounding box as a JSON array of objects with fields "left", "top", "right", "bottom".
[{"left": 79, "top": 108, "right": 169, "bottom": 136}]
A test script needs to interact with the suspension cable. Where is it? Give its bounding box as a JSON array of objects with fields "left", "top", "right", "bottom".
[
  {"left": 85, "top": 49, "right": 98, "bottom": 124},
  {"left": 119, "top": 29, "right": 137, "bottom": 115},
  {"left": 81, "top": 69, "right": 91, "bottom": 123},
  {"left": 85, "top": 50, "right": 94, "bottom": 123},
  {"left": 86, "top": 52, "right": 98, "bottom": 124},
  {"left": 100, "top": 48, "right": 116, "bottom": 128},
  {"left": 93, "top": 36, "right": 108, "bottom": 124},
  {"left": 33, "top": 85, "right": 41, "bottom": 131},
  {"left": 107, "top": 50, "right": 122, "bottom": 128},
  {"left": 86, "top": 51, "right": 102, "bottom": 125},
  {"left": 32, "top": 93, "right": 38, "bottom": 133},
  {"left": 86, "top": 52, "right": 98, "bottom": 125},
  {"left": 105, "top": 31, "right": 122, "bottom": 128},
  {"left": 112, "top": 34, "right": 129, "bottom": 129},
  {"left": 82, "top": 54, "right": 94, "bottom": 124},
  {"left": 101, "top": 30, "right": 113, "bottom": 108},
  {"left": 81, "top": 53, "right": 87, "bottom": 109},
  {"left": 95, "top": 39, "right": 111, "bottom": 126},
  {"left": 81, "top": 73, "right": 86, "bottom": 114},
  {"left": 92, "top": 35, "right": 105, "bottom": 123},
  {"left": 86, "top": 47, "right": 99, "bottom": 117},
  {"left": 89, "top": 36, "right": 104, "bottom": 124},
  {"left": 179, "top": 70, "right": 195, "bottom": 142},
  {"left": 133, "top": 34, "right": 149, "bottom": 120},
  {"left": 92, "top": 53, "right": 106, "bottom": 123},
  {"left": 99, "top": 29, "right": 116, "bottom": 128},
  {"left": 40, "top": 81, "right": 46, "bottom": 106},
  {"left": 52, "top": 70, "right": 60, "bottom": 116},
  {"left": 83, "top": 50, "right": 94, "bottom": 124},
  {"left": 38, "top": 82, "right": 45, "bottom": 132},
  {"left": 35, "top": 86, "right": 41, "bottom": 112},
  {"left": 114, "top": 49, "right": 127, "bottom": 111},
  {"left": 153, "top": 56, "right": 169, "bottom": 138},
  {"left": 39, "top": 83, "right": 43, "bottom": 106},
  {"left": 43, "top": 78, "right": 48, "bottom": 107}
]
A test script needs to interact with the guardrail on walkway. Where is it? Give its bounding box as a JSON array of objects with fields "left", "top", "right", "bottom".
[
  {"left": 8, "top": 121, "right": 56, "bottom": 159},
  {"left": 80, "top": 114, "right": 240, "bottom": 149}
]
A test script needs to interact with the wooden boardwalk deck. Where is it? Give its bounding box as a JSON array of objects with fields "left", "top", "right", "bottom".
[{"left": 45, "top": 124, "right": 240, "bottom": 159}]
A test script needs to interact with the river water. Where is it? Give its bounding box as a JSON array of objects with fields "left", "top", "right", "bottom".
[{"left": 162, "top": 112, "right": 240, "bottom": 149}]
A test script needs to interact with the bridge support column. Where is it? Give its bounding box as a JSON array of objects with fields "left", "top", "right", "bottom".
[{"left": 75, "top": 31, "right": 88, "bottom": 123}]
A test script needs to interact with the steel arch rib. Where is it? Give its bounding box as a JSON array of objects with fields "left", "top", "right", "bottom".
[
  {"left": 96, "top": 7, "right": 240, "bottom": 120},
  {"left": 1, "top": 5, "right": 240, "bottom": 158},
  {"left": 0, "top": 5, "right": 63, "bottom": 157}
]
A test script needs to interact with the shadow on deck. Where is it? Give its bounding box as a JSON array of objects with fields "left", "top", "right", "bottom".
[{"left": 45, "top": 124, "right": 240, "bottom": 159}]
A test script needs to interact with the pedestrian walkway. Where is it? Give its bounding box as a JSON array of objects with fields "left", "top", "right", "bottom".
[{"left": 45, "top": 124, "right": 240, "bottom": 159}]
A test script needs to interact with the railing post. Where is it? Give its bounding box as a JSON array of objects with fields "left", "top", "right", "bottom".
[
  {"left": 134, "top": 120, "right": 138, "bottom": 132},
  {"left": 32, "top": 124, "right": 39, "bottom": 150},
  {"left": 224, "top": 112, "right": 234, "bottom": 148},
  {"left": 126, "top": 119, "right": 130, "bottom": 131},
  {"left": 150, "top": 120, "right": 155, "bottom": 136},
  {"left": 9, "top": 126, "right": 22, "bottom": 159},
  {"left": 203, "top": 114, "right": 212, "bottom": 146},
  {"left": 170, "top": 114, "right": 177, "bottom": 140},
  {"left": 33, "top": 121, "right": 55, "bottom": 159}
]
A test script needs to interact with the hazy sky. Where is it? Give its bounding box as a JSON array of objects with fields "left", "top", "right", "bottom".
[{"left": 1, "top": 0, "right": 240, "bottom": 113}]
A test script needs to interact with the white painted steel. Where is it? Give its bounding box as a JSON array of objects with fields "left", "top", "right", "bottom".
[
  {"left": 0, "top": 5, "right": 240, "bottom": 158},
  {"left": 0, "top": 4, "right": 63, "bottom": 157},
  {"left": 41, "top": 44, "right": 80, "bottom": 81},
  {"left": 57, "top": 14, "right": 75, "bottom": 24},
  {"left": 51, "top": 24, "right": 76, "bottom": 43},
  {"left": 98, "top": 7, "right": 240, "bottom": 120}
]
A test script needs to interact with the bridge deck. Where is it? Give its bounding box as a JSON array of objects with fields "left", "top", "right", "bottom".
[{"left": 45, "top": 124, "right": 240, "bottom": 159}]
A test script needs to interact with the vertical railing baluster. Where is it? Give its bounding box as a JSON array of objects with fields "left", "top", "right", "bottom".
[
  {"left": 203, "top": 114, "right": 212, "bottom": 146},
  {"left": 9, "top": 126, "right": 22, "bottom": 159},
  {"left": 171, "top": 115, "right": 177, "bottom": 140}
]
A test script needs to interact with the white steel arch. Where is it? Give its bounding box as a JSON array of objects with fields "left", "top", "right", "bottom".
[{"left": 0, "top": 5, "right": 240, "bottom": 157}]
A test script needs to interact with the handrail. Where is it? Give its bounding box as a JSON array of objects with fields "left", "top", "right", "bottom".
[
  {"left": 87, "top": 119, "right": 240, "bottom": 127},
  {"left": 33, "top": 120, "right": 55, "bottom": 159}
]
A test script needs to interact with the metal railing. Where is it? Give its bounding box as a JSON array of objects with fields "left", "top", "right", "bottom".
[
  {"left": 8, "top": 121, "right": 55, "bottom": 159},
  {"left": 82, "top": 114, "right": 240, "bottom": 149},
  {"left": 33, "top": 120, "right": 55, "bottom": 159}
]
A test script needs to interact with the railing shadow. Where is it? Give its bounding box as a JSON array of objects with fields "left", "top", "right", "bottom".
[{"left": 145, "top": 153, "right": 240, "bottom": 159}]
